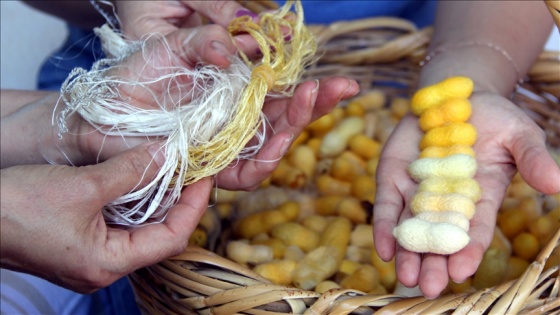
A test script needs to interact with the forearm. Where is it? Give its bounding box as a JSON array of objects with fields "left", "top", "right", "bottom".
[
  {"left": 21, "top": 0, "right": 110, "bottom": 29},
  {"left": 1, "top": 91, "right": 81, "bottom": 168},
  {"left": 420, "top": 1, "right": 553, "bottom": 95}
]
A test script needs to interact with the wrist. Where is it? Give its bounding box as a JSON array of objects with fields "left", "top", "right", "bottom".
[{"left": 418, "top": 43, "right": 522, "bottom": 97}]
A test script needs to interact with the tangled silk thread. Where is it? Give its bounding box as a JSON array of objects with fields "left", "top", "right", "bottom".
[
  {"left": 393, "top": 77, "right": 482, "bottom": 255},
  {"left": 56, "top": 0, "right": 317, "bottom": 225}
]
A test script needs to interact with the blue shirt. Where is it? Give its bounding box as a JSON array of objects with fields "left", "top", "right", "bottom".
[{"left": 38, "top": 0, "right": 435, "bottom": 90}]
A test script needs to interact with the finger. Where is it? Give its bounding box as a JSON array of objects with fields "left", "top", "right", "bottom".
[
  {"left": 312, "top": 77, "right": 359, "bottom": 120},
  {"left": 510, "top": 131, "right": 560, "bottom": 194},
  {"left": 447, "top": 174, "right": 502, "bottom": 282},
  {"left": 184, "top": 1, "right": 254, "bottom": 28},
  {"left": 85, "top": 142, "right": 165, "bottom": 203},
  {"left": 167, "top": 24, "right": 237, "bottom": 68},
  {"left": 218, "top": 132, "right": 292, "bottom": 191},
  {"left": 395, "top": 247, "right": 421, "bottom": 288},
  {"left": 418, "top": 254, "right": 449, "bottom": 299},
  {"left": 373, "top": 116, "right": 420, "bottom": 261},
  {"left": 125, "top": 177, "right": 213, "bottom": 269}
]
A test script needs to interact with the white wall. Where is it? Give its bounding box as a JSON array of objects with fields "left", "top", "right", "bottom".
[
  {"left": 0, "top": 1, "right": 558, "bottom": 91},
  {"left": 1, "top": 1, "right": 67, "bottom": 90}
]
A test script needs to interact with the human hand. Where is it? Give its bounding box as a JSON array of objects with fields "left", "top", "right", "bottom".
[
  {"left": 0, "top": 142, "right": 213, "bottom": 293},
  {"left": 115, "top": 0, "right": 264, "bottom": 54},
  {"left": 372, "top": 91, "right": 560, "bottom": 298},
  {"left": 69, "top": 23, "right": 358, "bottom": 190}
]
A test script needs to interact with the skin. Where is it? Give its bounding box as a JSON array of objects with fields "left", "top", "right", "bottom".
[
  {"left": 373, "top": 1, "right": 559, "bottom": 299},
  {"left": 1, "top": 24, "right": 358, "bottom": 292}
]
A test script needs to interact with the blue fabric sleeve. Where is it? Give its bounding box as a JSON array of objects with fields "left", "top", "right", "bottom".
[{"left": 276, "top": 0, "right": 436, "bottom": 27}]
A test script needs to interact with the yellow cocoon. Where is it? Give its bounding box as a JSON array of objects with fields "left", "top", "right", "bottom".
[
  {"left": 418, "top": 98, "right": 472, "bottom": 131},
  {"left": 410, "top": 76, "right": 474, "bottom": 115},
  {"left": 420, "top": 122, "right": 477, "bottom": 150},
  {"left": 418, "top": 177, "right": 482, "bottom": 202},
  {"left": 408, "top": 154, "right": 477, "bottom": 182},
  {"left": 415, "top": 211, "right": 470, "bottom": 232},
  {"left": 393, "top": 217, "right": 470, "bottom": 254},
  {"left": 420, "top": 145, "right": 475, "bottom": 159},
  {"left": 410, "top": 191, "right": 476, "bottom": 219}
]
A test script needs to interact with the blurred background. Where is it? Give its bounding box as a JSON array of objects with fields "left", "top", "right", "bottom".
[{"left": 1, "top": 1, "right": 558, "bottom": 90}]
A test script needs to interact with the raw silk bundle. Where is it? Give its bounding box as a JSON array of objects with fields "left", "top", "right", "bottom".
[{"left": 56, "top": 0, "right": 317, "bottom": 225}]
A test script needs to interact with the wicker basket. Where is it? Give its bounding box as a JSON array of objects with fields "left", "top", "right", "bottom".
[{"left": 129, "top": 12, "right": 560, "bottom": 315}]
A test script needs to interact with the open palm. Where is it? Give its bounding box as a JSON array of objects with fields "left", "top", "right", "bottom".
[{"left": 373, "top": 91, "right": 560, "bottom": 298}]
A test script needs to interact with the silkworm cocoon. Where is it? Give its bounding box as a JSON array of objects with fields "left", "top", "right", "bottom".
[
  {"left": 350, "top": 224, "right": 374, "bottom": 248},
  {"left": 315, "top": 281, "right": 341, "bottom": 293},
  {"left": 411, "top": 76, "right": 474, "bottom": 115},
  {"left": 316, "top": 174, "right": 352, "bottom": 196},
  {"left": 252, "top": 238, "right": 287, "bottom": 259},
  {"left": 288, "top": 145, "right": 317, "bottom": 179},
  {"left": 408, "top": 154, "right": 477, "bottom": 182},
  {"left": 300, "top": 214, "right": 329, "bottom": 233},
  {"left": 270, "top": 222, "right": 320, "bottom": 252},
  {"left": 306, "top": 113, "right": 336, "bottom": 136},
  {"left": 284, "top": 245, "right": 305, "bottom": 261},
  {"left": 420, "top": 122, "right": 477, "bottom": 150},
  {"left": 420, "top": 145, "right": 475, "bottom": 159},
  {"left": 345, "top": 245, "right": 371, "bottom": 263},
  {"left": 418, "top": 177, "right": 482, "bottom": 202},
  {"left": 270, "top": 159, "right": 307, "bottom": 188},
  {"left": 340, "top": 265, "right": 380, "bottom": 293},
  {"left": 410, "top": 191, "right": 475, "bottom": 219},
  {"left": 415, "top": 211, "right": 470, "bottom": 231},
  {"left": 350, "top": 89, "right": 386, "bottom": 111},
  {"left": 338, "top": 259, "right": 360, "bottom": 275},
  {"left": 345, "top": 101, "right": 365, "bottom": 117},
  {"left": 351, "top": 174, "right": 376, "bottom": 203},
  {"left": 226, "top": 241, "right": 274, "bottom": 265},
  {"left": 348, "top": 134, "right": 382, "bottom": 160},
  {"left": 419, "top": 98, "right": 472, "bottom": 131},
  {"left": 330, "top": 154, "right": 366, "bottom": 181},
  {"left": 292, "top": 246, "right": 339, "bottom": 290},
  {"left": 337, "top": 197, "right": 367, "bottom": 224},
  {"left": 393, "top": 217, "right": 470, "bottom": 254},
  {"left": 315, "top": 195, "right": 343, "bottom": 216},
  {"left": 319, "top": 116, "right": 365, "bottom": 158},
  {"left": 253, "top": 260, "right": 297, "bottom": 286},
  {"left": 320, "top": 217, "right": 352, "bottom": 264}
]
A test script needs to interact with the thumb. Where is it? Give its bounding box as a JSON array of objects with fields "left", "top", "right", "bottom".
[
  {"left": 167, "top": 24, "right": 237, "bottom": 68},
  {"left": 84, "top": 142, "right": 165, "bottom": 203},
  {"left": 514, "top": 139, "right": 560, "bottom": 195}
]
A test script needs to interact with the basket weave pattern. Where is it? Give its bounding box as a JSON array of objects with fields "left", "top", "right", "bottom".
[{"left": 130, "top": 13, "right": 560, "bottom": 315}]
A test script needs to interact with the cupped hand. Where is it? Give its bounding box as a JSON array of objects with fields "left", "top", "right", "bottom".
[
  {"left": 72, "top": 23, "right": 359, "bottom": 191},
  {"left": 372, "top": 91, "right": 560, "bottom": 298},
  {"left": 0, "top": 142, "right": 213, "bottom": 293}
]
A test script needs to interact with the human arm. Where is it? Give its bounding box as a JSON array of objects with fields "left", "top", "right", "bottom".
[{"left": 373, "top": 0, "right": 560, "bottom": 298}]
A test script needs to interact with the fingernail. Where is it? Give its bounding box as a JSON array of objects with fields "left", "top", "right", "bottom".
[
  {"left": 255, "top": 47, "right": 262, "bottom": 56},
  {"left": 279, "top": 134, "right": 294, "bottom": 156},
  {"left": 284, "top": 34, "right": 292, "bottom": 41},
  {"left": 235, "top": 9, "right": 258, "bottom": 19},
  {"left": 147, "top": 142, "right": 165, "bottom": 168},
  {"left": 210, "top": 40, "right": 231, "bottom": 59},
  {"left": 343, "top": 79, "right": 360, "bottom": 99},
  {"left": 311, "top": 79, "right": 319, "bottom": 104}
]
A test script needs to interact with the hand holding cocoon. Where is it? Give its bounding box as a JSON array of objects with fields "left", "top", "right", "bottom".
[
  {"left": 394, "top": 76, "right": 479, "bottom": 255},
  {"left": 408, "top": 154, "right": 477, "bottom": 182},
  {"left": 393, "top": 217, "right": 470, "bottom": 255}
]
